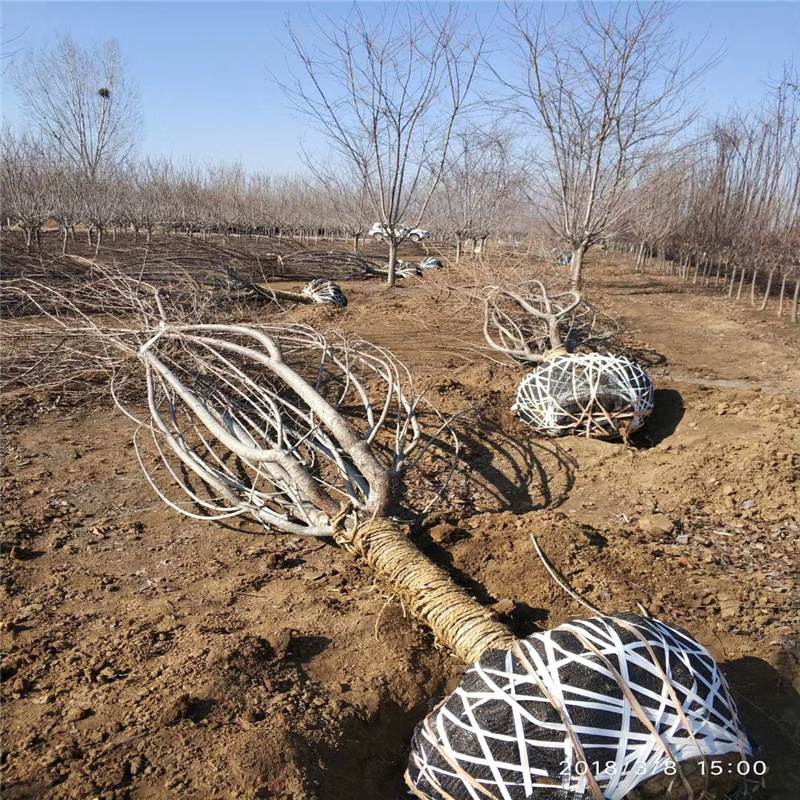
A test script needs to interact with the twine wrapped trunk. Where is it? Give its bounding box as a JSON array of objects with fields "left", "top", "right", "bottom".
[
  {"left": 407, "top": 615, "right": 752, "bottom": 800},
  {"left": 513, "top": 354, "right": 655, "bottom": 439},
  {"left": 335, "top": 520, "right": 513, "bottom": 663}
]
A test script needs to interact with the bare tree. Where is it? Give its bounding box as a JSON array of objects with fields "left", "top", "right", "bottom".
[
  {"left": 501, "top": 2, "right": 714, "bottom": 289},
  {"left": 49, "top": 158, "right": 86, "bottom": 254},
  {"left": 0, "top": 132, "right": 54, "bottom": 253},
  {"left": 278, "top": 4, "right": 483, "bottom": 285},
  {"left": 12, "top": 35, "right": 141, "bottom": 179},
  {"left": 434, "top": 126, "right": 518, "bottom": 259}
]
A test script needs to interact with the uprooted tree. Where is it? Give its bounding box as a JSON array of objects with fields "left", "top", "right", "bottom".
[{"left": 6, "top": 274, "right": 753, "bottom": 800}]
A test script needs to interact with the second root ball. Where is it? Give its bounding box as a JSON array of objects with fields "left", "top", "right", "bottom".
[{"left": 513, "top": 352, "right": 655, "bottom": 438}]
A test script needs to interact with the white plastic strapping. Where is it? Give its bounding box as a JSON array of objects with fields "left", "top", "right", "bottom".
[
  {"left": 406, "top": 615, "right": 752, "bottom": 800},
  {"left": 394, "top": 260, "right": 424, "bottom": 279},
  {"left": 301, "top": 279, "right": 348, "bottom": 307},
  {"left": 513, "top": 353, "right": 654, "bottom": 439},
  {"left": 420, "top": 257, "right": 444, "bottom": 270}
]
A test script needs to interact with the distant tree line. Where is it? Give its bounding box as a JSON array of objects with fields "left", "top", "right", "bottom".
[{"left": 2, "top": 9, "right": 798, "bottom": 305}]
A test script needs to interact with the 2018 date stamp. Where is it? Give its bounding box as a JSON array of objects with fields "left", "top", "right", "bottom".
[{"left": 559, "top": 759, "right": 767, "bottom": 777}]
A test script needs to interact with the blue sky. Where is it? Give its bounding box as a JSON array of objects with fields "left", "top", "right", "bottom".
[{"left": 1, "top": 2, "right": 798, "bottom": 173}]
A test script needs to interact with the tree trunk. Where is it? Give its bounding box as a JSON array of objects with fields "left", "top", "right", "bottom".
[
  {"left": 736, "top": 268, "right": 746, "bottom": 300},
  {"left": 69, "top": 226, "right": 76, "bottom": 242},
  {"left": 728, "top": 266, "right": 738, "bottom": 297},
  {"left": 792, "top": 278, "right": 800, "bottom": 324},
  {"left": 87, "top": 227, "right": 93, "bottom": 245},
  {"left": 759, "top": 269, "right": 775, "bottom": 311},
  {"left": 636, "top": 241, "right": 645, "bottom": 272},
  {"left": 777, "top": 272, "right": 788, "bottom": 317},
  {"left": 749, "top": 268, "right": 759, "bottom": 306},
  {"left": 25, "top": 226, "right": 33, "bottom": 255},
  {"left": 335, "top": 519, "right": 514, "bottom": 664},
  {"left": 455, "top": 236, "right": 462, "bottom": 262},
  {"left": 94, "top": 227, "right": 103, "bottom": 257},
  {"left": 62, "top": 226, "right": 69, "bottom": 255},
  {"left": 692, "top": 259, "right": 700, "bottom": 284},
  {"left": 570, "top": 247, "right": 585, "bottom": 291},
  {"left": 387, "top": 240, "right": 398, "bottom": 287},
  {"left": 353, "top": 233, "right": 360, "bottom": 252},
  {"left": 146, "top": 228, "right": 152, "bottom": 244}
]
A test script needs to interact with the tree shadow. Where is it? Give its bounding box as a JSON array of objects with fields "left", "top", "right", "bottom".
[
  {"left": 634, "top": 388, "right": 685, "bottom": 447},
  {"left": 451, "top": 418, "right": 576, "bottom": 515},
  {"left": 722, "top": 655, "right": 800, "bottom": 799}
]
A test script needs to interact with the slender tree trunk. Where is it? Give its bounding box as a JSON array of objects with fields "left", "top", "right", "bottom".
[
  {"left": 777, "top": 272, "right": 788, "bottom": 317},
  {"left": 146, "top": 228, "right": 152, "bottom": 244},
  {"left": 749, "top": 268, "right": 759, "bottom": 306},
  {"left": 94, "top": 227, "right": 103, "bottom": 257},
  {"left": 636, "top": 241, "right": 645, "bottom": 272},
  {"left": 570, "top": 247, "right": 586, "bottom": 291},
  {"left": 86, "top": 227, "right": 93, "bottom": 245},
  {"left": 387, "top": 240, "right": 398, "bottom": 287},
  {"left": 353, "top": 233, "right": 360, "bottom": 252},
  {"left": 455, "top": 236, "right": 462, "bottom": 262},
  {"left": 62, "top": 226, "right": 69, "bottom": 254},
  {"left": 111, "top": 226, "right": 117, "bottom": 242},
  {"left": 759, "top": 269, "right": 775, "bottom": 311},
  {"left": 69, "top": 226, "right": 76, "bottom": 242},
  {"left": 728, "top": 266, "right": 738, "bottom": 297},
  {"left": 736, "top": 268, "right": 746, "bottom": 301},
  {"left": 692, "top": 259, "right": 700, "bottom": 284},
  {"left": 792, "top": 278, "right": 800, "bottom": 324}
]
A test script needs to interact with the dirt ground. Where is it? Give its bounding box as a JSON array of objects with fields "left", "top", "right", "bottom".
[{"left": 2, "top": 241, "right": 799, "bottom": 800}]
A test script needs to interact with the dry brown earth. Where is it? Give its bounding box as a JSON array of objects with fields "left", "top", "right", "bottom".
[{"left": 2, "top": 244, "right": 798, "bottom": 800}]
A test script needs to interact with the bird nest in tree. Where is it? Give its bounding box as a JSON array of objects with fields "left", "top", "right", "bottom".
[
  {"left": 407, "top": 614, "right": 753, "bottom": 800},
  {"left": 513, "top": 353, "right": 654, "bottom": 439},
  {"left": 300, "top": 279, "right": 348, "bottom": 307}
]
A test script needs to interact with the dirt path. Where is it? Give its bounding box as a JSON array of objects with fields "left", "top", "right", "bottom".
[
  {"left": 589, "top": 259, "right": 800, "bottom": 399},
  {"left": 2, "top": 251, "right": 799, "bottom": 800}
]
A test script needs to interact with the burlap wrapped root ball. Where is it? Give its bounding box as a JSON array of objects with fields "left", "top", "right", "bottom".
[
  {"left": 513, "top": 353, "right": 654, "bottom": 439},
  {"left": 407, "top": 615, "right": 753, "bottom": 800},
  {"left": 301, "top": 279, "right": 348, "bottom": 307}
]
